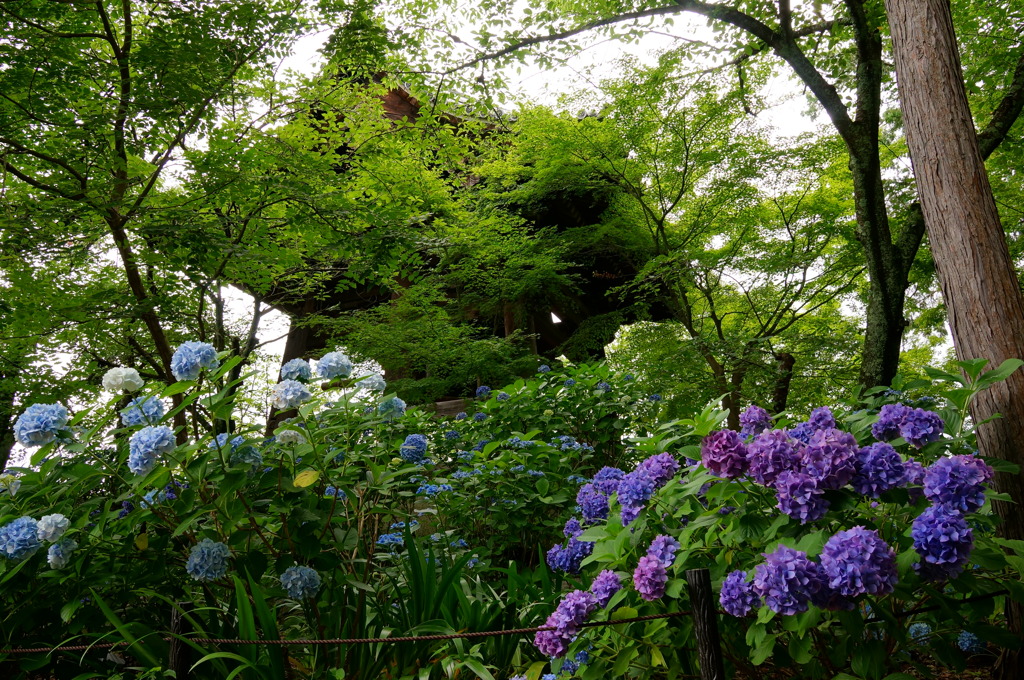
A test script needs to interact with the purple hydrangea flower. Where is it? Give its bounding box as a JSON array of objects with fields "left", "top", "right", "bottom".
[
  {"left": 720, "top": 570, "right": 761, "bottom": 616},
  {"left": 852, "top": 442, "right": 907, "bottom": 497},
  {"left": 636, "top": 452, "right": 680, "bottom": 488},
  {"left": 633, "top": 555, "right": 668, "bottom": 601},
  {"left": 592, "top": 467, "right": 625, "bottom": 495},
  {"left": 819, "top": 527, "right": 898, "bottom": 598},
  {"left": 800, "top": 428, "right": 857, "bottom": 489},
  {"left": 912, "top": 506, "right": 973, "bottom": 580},
  {"left": 774, "top": 470, "right": 829, "bottom": 524},
  {"left": 590, "top": 570, "right": 622, "bottom": 607},
  {"left": 923, "top": 454, "right": 993, "bottom": 514},
  {"left": 746, "top": 429, "right": 800, "bottom": 487},
  {"left": 752, "top": 545, "right": 825, "bottom": 615},
  {"left": 787, "top": 421, "right": 815, "bottom": 444},
  {"left": 546, "top": 523, "right": 594, "bottom": 575},
  {"left": 872, "top": 403, "right": 910, "bottom": 442},
  {"left": 564, "top": 517, "right": 584, "bottom": 538},
  {"left": 533, "top": 590, "right": 597, "bottom": 658},
  {"left": 900, "top": 409, "right": 945, "bottom": 448},
  {"left": 617, "top": 469, "right": 656, "bottom": 525},
  {"left": 807, "top": 407, "right": 837, "bottom": 431},
  {"left": 577, "top": 484, "right": 609, "bottom": 523},
  {"left": 647, "top": 535, "right": 680, "bottom": 568},
  {"left": 701, "top": 430, "right": 749, "bottom": 479},
  {"left": 739, "top": 405, "right": 772, "bottom": 439}
]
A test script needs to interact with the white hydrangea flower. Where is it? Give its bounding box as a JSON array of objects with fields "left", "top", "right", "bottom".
[
  {"left": 102, "top": 367, "right": 144, "bottom": 392},
  {"left": 276, "top": 430, "right": 306, "bottom": 445},
  {"left": 358, "top": 373, "right": 387, "bottom": 392},
  {"left": 37, "top": 513, "right": 70, "bottom": 542}
]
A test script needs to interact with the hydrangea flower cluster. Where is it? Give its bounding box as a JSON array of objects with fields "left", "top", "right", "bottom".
[
  {"left": 120, "top": 396, "right": 164, "bottom": 427},
  {"left": 746, "top": 430, "right": 799, "bottom": 486},
  {"left": 871, "top": 403, "right": 945, "bottom": 448},
  {"left": 271, "top": 380, "right": 312, "bottom": 410},
  {"left": 646, "top": 534, "right": 680, "bottom": 567},
  {"left": 700, "top": 429, "right": 748, "bottom": 478},
  {"left": 186, "top": 538, "right": 230, "bottom": 581},
  {"left": 378, "top": 397, "right": 406, "bottom": 421},
  {"left": 590, "top": 570, "right": 622, "bottom": 607},
  {"left": 276, "top": 429, "right": 306, "bottom": 445},
  {"left": 102, "top": 367, "right": 144, "bottom": 392},
  {"left": 774, "top": 471, "right": 829, "bottom": 524},
  {"left": 316, "top": 351, "right": 353, "bottom": 379},
  {"left": 475, "top": 386, "right": 491, "bottom": 398},
  {"left": 739, "top": 404, "right": 772, "bottom": 439},
  {"left": 416, "top": 483, "right": 453, "bottom": 497},
  {"left": 751, "top": 545, "right": 824, "bottom": 616},
  {"left": 720, "top": 570, "right": 760, "bottom": 616},
  {"left": 912, "top": 506, "right": 974, "bottom": 580},
  {"left": 399, "top": 434, "right": 428, "bottom": 464},
  {"left": 170, "top": 341, "right": 218, "bottom": 381},
  {"left": 14, "top": 403, "right": 70, "bottom": 447},
  {"left": 851, "top": 442, "right": 907, "bottom": 497},
  {"left": 280, "top": 565, "right": 321, "bottom": 599},
  {"left": 617, "top": 454, "right": 679, "bottom": 525},
  {"left": 633, "top": 555, "right": 668, "bottom": 601},
  {"left": 209, "top": 433, "right": 245, "bottom": 451},
  {"left": 358, "top": 373, "right": 386, "bottom": 392},
  {"left": 280, "top": 358, "right": 312, "bottom": 382},
  {"left": 533, "top": 590, "right": 597, "bottom": 658},
  {"left": 36, "top": 514, "right": 69, "bottom": 542},
  {"left": 546, "top": 519, "right": 594, "bottom": 574},
  {"left": 923, "top": 454, "right": 993, "bottom": 514},
  {"left": 128, "top": 425, "right": 176, "bottom": 476},
  {"left": 0, "top": 517, "right": 42, "bottom": 561},
  {"left": 47, "top": 538, "right": 78, "bottom": 569},
  {"left": 819, "top": 527, "right": 898, "bottom": 598},
  {"left": 576, "top": 483, "right": 609, "bottom": 523}
]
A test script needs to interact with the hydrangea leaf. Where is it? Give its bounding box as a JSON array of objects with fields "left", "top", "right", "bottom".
[{"left": 293, "top": 469, "right": 320, "bottom": 488}]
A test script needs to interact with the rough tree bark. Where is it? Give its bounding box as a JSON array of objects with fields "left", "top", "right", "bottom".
[{"left": 884, "top": 0, "right": 1024, "bottom": 672}]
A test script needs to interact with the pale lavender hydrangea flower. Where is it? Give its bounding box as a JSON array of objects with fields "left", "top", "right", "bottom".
[
  {"left": 720, "top": 570, "right": 761, "bottom": 616},
  {"left": 700, "top": 430, "right": 749, "bottom": 479},
  {"left": 752, "top": 545, "right": 825, "bottom": 615},
  {"left": 47, "top": 538, "right": 77, "bottom": 569},
  {"left": 36, "top": 514, "right": 69, "bottom": 542},
  {"left": 647, "top": 535, "right": 680, "bottom": 568},
  {"left": 534, "top": 590, "right": 597, "bottom": 658},
  {"left": 633, "top": 555, "right": 668, "bottom": 601}
]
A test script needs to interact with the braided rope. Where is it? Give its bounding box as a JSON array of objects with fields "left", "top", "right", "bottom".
[{"left": 0, "top": 610, "right": 692, "bottom": 655}]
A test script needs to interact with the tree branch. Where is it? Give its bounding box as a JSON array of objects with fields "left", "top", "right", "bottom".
[{"left": 977, "top": 46, "right": 1024, "bottom": 161}]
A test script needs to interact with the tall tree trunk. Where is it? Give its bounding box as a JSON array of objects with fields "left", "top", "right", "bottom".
[
  {"left": 885, "top": 0, "right": 1024, "bottom": 672},
  {"left": 772, "top": 352, "right": 795, "bottom": 414}
]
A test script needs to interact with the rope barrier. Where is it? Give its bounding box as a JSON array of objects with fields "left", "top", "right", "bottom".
[{"left": 0, "top": 610, "right": 693, "bottom": 655}]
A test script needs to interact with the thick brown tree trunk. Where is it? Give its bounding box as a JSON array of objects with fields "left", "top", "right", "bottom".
[{"left": 885, "top": 0, "right": 1024, "bottom": 672}]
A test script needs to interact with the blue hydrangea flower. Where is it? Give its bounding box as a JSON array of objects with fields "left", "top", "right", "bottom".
[
  {"left": 378, "top": 397, "right": 406, "bottom": 421},
  {"left": 271, "top": 380, "right": 312, "bottom": 410},
  {"left": 399, "top": 434, "right": 428, "bottom": 464},
  {"left": 852, "top": 442, "right": 907, "bottom": 497},
  {"left": 377, "top": 532, "right": 404, "bottom": 548},
  {"left": 416, "top": 483, "right": 453, "bottom": 497},
  {"left": 171, "top": 341, "right": 218, "bottom": 381},
  {"left": 475, "top": 386, "right": 491, "bottom": 398},
  {"left": 538, "top": 365, "right": 551, "bottom": 373},
  {"left": 592, "top": 467, "right": 624, "bottom": 495},
  {"left": 0, "top": 517, "right": 41, "bottom": 561},
  {"left": 47, "top": 538, "right": 78, "bottom": 569},
  {"left": 280, "top": 565, "right": 321, "bottom": 599},
  {"left": 14, "top": 403, "right": 70, "bottom": 447},
  {"left": 209, "top": 433, "right": 245, "bottom": 451},
  {"left": 358, "top": 373, "right": 386, "bottom": 392},
  {"left": 923, "top": 454, "right": 993, "bottom": 514},
  {"left": 648, "top": 393, "right": 662, "bottom": 402},
  {"left": 633, "top": 555, "right": 668, "bottom": 601},
  {"left": 324, "top": 486, "right": 346, "bottom": 499},
  {"left": 617, "top": 469, "right": 656, "bottom": 525},
  {"left": 186, "top": 539, "right": 230, "bottom": 581},
  {"left": 774, "top": 470, "right": 829, "bottom": 524},
  {"left": 563, "top": 379, "right": 576, "bottom": 387},
  {"left": 958, "top": 630, "right": 985, "bottom": 654},
  {"left": 316, "top": 351, "right": 353, "bottom": 379},
  {"left": 454, "top": 411, "right": 467, "bottom": 421},
  {"left": 647, "top": 535, "right": 680, "bottom": 568},
  {"left": 912, "top": 506, "right": 973, "bottom": 580},
  {"left": 450, "top": 538, "right": 468, "bottom": 548},
  {"left": 701, "top": 429, "right": 749, "bottom": 479},
  {"left": 819, "top": 527, "right": 898, "bottom": 598},
  {"left": 595, "top": 381, "right": 611, "bottom": 393},
  {"left": 120, "top": 396, "right": 164, "bottom": 427},
  {"left": 590, "top": 569, "right": 622, "bottom": 607},
  {"left": 746, "top": 429, "right": 800, "bottom": 487},
  {"left": 908, "top": 622, "right": 931, "bottom": 645},
  {"left": 560, "top": 660, "right": 579, "bottom": 676},
  {"left": 576, "top": 484, "right": 609, "bottom": 523},
  {"left": 546, "top": 527, "right": 593, "bottom": 575},
  {"left": 473, "top": 412, "right": 488, "bottom": 422},
  {"left": 739, "top": 405, "right": 772, "bottom": 439},
  {"left": 752, "top": 545, "right": 825, "bottom": 615},
  {"left": 444, "top": 430, "right": 460, "bottom": 441},
  {"left": 636, "top": 452, "right": 680, "bottom": 488},
  {"left": 128, "top": 425, "right": 176, "bottom": 476},
  {"left": 36, "top": 514, "right": 69, "bottom": 542},
  {"left": 900, "top": 408, "right": 945, "bottom": 448},
  {"left": 496, "top": 391, "right": 510, "bottom": 401},
  {"left": 720, "top": 570, "right": 761, "bottom": 616},
  {"left": 280, "top": 358, "right": 312, "bottom": 382}
]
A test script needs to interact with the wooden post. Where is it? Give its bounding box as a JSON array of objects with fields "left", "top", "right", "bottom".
[
  {"left": 169, "top": 602, "right": 191, "bottom": 679},
  {"left": 686, "top": 568, "right": 725, "bottom": 680}
]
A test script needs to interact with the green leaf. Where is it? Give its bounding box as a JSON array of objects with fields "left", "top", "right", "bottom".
[
  {"left": 461, "top": 657, "right": 495, "bottom": 680},
  {"left": 612, "top": 606, "right": 638, "bottom": 620},
  {"left": 89, "top": 589, "right": 161, "bottom": 667},
  {"left": 977, "top": 358, "right": 1024, "bottom": 386},
  {"left": 535, "top": 477, "right": 549, "bottom": 495}
]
